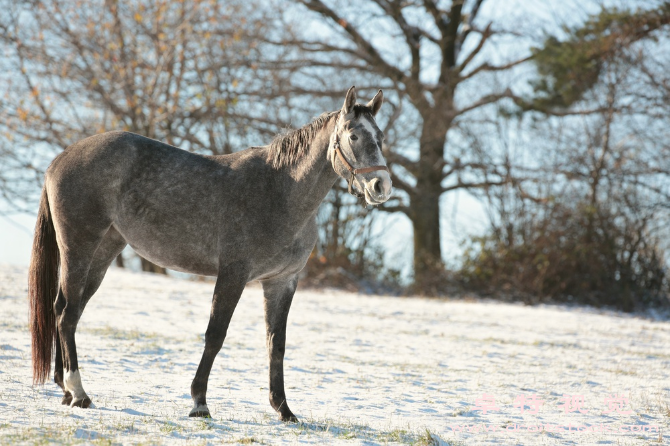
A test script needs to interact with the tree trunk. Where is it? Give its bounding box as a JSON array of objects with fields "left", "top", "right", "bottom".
[
  {"left": 140, "top": 256, "right": 167, "bottom": 275},
  {"left": 115, "top": 253, "right": 124, "bottom": 268},
  {"left": 409, "top": 192, "right": 442, "bottom": 281},
  {"left": 330, "top": 189, "right": 342, "bottom": 259},
  {"left": 409, "top": 116, "right": 448, "bottom": 289}
]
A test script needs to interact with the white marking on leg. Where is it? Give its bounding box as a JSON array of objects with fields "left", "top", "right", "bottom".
[
  {"left": 189, "top": 403, "right": 210, "bottom": 417},
  {"left": 64, "top": 370, "right": 88, "bottom": 400}
]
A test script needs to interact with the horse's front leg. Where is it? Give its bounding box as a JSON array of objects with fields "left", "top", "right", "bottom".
[
  {"left": 189, "top": 263, "right": 247, "bottom": 418},
  {"left": 261, "top": 275, "right": 299, "bottom": 422}
]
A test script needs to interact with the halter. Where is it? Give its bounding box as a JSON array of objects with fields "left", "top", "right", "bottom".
[{"left": 331, "top": 130, "right": 389, "bottom": 198}]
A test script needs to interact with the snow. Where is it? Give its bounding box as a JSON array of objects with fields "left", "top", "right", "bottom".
[{"left": 0, "top": 264, "right": 669, "bottom": 445}]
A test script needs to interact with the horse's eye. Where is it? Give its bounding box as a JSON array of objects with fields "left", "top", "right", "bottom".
[{"left": 350, "top": 134, "right": 358, "bottom": 141}]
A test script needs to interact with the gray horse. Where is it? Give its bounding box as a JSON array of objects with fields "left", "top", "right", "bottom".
[{"left": 28, "top": 87, "right": 391, "bottom": 422}]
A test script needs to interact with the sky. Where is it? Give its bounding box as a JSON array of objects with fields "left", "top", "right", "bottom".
[
  {"left": 1, "top": 213, "right": 34, "bottom": 266},
  {"left": 0, "top": 0, "right": 637, "bottom": 271}
]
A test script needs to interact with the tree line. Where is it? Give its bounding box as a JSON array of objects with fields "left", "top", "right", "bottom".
[{"left": 1, "top": 0, "right": 669, "bottom": 310}]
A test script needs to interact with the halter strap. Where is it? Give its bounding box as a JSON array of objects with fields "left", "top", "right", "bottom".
[
  {"left": 331, "top": 134, "right": 389, "bottom": 198},
  {"left": 333, "top": 139, "right": 389, "bottom": 175}
]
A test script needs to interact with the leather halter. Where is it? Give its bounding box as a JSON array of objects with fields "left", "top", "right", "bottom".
[{"left": 331, "top": 133, "right": 389, "bottom": 198}]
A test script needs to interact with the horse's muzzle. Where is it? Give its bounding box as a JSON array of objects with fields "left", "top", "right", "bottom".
[{"left": 360, "top": 173, "right": 392, "bottom": 205}]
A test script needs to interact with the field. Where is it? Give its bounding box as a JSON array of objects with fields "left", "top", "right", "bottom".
[{"left": 0, "top": 264, "right": 669, "bottom": 445}]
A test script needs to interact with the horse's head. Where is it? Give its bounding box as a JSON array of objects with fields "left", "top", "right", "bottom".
[{"left": 329, "top": 86, "right": 392, "bottom": 205}]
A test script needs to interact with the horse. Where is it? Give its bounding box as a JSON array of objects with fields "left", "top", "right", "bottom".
[{"left": 28, "top": 86, "right": 392, "bottom": 422}]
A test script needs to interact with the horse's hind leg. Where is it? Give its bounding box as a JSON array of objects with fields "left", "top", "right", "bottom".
[
  {"left": 54, "top": 227, "right": 126, "bottom": 405},
  {"left": 261, "top": 276, "right": 298, "bottom": 422},
  {"left": 53, "top": 291, "right": 71, "bottom": 405},
  {"left": 55, "top": 226, "right": 126, "bottom": 408}
]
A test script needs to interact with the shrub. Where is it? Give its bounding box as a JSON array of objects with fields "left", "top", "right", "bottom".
[{"left": 460, "top": 201, "right": 668, "bottom": 311}]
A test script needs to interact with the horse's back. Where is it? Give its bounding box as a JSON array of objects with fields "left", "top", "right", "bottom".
[
  {"left": 48, "top": 131, "right": 219, "bottom": 182},
  {"left": 45, "top": 132, "right": 230, "bottom": 274},
  {"left": 47, "top": 131, "right": 201, "bottom": 215}
]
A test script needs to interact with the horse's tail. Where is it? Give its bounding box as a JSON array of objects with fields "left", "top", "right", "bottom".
[{"left": 29, "top": 186, "right": 60, "bottom": 385}]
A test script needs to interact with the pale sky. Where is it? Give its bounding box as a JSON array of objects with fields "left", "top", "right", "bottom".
[
  {"left": 0, "top": 213, "right": 34, "bottom": 266},
  {"left": 0, "top": 0, "right": 625, "bottom": 271}
]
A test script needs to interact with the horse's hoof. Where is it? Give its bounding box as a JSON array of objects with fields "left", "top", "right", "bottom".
[
  {"left": 280, "top": 412, "right": 299, "bottom": 423},
  {"left": 189, "top": 405, "right": 211, "bottom": 418},
  {"left": 61, "top": 392, "right": 73, "bottom": 406},
  {"left": 70, "top": 396, "right": 92, "bottom": 408}
]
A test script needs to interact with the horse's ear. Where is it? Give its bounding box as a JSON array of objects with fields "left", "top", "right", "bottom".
[
  {"left": 342, "top": 86, "right": 357, "bottom": 116},
  {"left": 366, "top": 90, "right": 383, "bottom": 116}
]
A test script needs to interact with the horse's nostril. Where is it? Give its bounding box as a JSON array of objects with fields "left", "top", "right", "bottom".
[{"left": 372, "top": 179, "right": 383, "bottom": 196}]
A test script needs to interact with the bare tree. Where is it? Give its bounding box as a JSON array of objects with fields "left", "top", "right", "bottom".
[
  {"left": 263, "top": 0, "right": 530, "bottom": 286},
  {"left": 0, "top": 0, "right": 282, "bottom": 272}
]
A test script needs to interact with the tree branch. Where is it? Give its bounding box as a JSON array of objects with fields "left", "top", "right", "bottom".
[
  {"left": 456, "top": 23, "right": 492, "bottom": 72},
  {"left": 370, "top": 0, "right": 421, "bottom": 81},
  {"left": 443, "top": 179, "right": 509, "bottom": 193},
  {"left": 455, "top": 0, "right": 486, "bottom": 59},
  {"left": 455, "top": 88, "right": 515, "bottom": 116},
  {"left": 389, "top": 169, "right": 417, "bottom": 195},
  {"left": 459, "top": 55, "right": 532, "bottom": 81},
  {"left": 380, "top": 204, "right": 410, "bottom": 214},
  {"left": 299, "top": 0, "right": 409, "bottom": 85}
]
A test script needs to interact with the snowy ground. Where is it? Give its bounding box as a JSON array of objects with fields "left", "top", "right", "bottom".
[{"left": 0, "top": 264, "right": 669, "bottom": 445}]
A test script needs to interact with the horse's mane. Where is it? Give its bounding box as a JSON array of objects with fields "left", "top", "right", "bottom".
[{"left": 269, "top": 105, "right": 373, "bottom": 168}]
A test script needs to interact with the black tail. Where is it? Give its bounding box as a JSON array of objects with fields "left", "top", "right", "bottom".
[{"left": 28, "top": 187, "right": 59, "bottom": 385}]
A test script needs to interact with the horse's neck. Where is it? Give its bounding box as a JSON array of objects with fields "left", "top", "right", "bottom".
[{"left": 285, "top": 120, "right": 339, "bottom": 215}]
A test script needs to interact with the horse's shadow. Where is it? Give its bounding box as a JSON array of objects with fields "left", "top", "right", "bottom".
[{"left": 60, "top": 401, "right": 445, "bottom": 445}]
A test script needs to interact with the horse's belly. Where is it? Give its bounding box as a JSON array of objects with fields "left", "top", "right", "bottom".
[
  {"left": 132, "top": 242, "right": 219, "bottom": 276},
  {"left": 115, "top": 222, "right": 219, "bottom": 276},
  {"left": 114, "top": 185, "right": 222, "bottom": 275}
]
